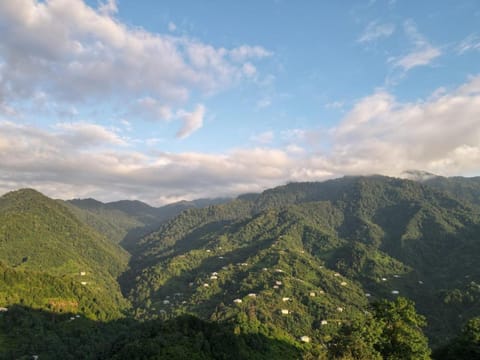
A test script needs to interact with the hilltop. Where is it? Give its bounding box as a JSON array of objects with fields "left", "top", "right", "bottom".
[{"left": 0, "top": 188, "right": 129, "bottom": 320}]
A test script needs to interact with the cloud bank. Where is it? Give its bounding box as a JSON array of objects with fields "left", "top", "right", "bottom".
[
  {"left": 0, "top": 0, "right": 271, "bottom": 136},
  {"left": 1, "top": 75, "right": 480, "bottom": 204}
]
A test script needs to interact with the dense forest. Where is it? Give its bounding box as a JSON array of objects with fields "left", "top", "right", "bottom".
[{"left": 1, "top": 175, "right": 480, "bottom": 359}]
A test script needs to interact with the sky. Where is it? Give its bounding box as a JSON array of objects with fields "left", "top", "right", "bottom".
[{"left": 1, "top": 0, "right": 480, "bottom": 204}]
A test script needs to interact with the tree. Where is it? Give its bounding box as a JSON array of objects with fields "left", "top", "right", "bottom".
[{"left": 372, "top": 297, "right": 431, "bottom": 360}]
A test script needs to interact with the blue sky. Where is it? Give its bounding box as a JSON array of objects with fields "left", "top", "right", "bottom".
[{"left": 0, "top": 0, "right": 480, "bottom": 203}]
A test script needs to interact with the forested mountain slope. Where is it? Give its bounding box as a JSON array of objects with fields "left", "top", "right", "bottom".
[
  {"left": 0, "top": 189, "right": 129, "bottom": 320},
  {"left": 122, "top": 176, "right": 480, "bottom": 347},
  {"left": 65, "top": 197, "right": 229, "bottom": 249}
]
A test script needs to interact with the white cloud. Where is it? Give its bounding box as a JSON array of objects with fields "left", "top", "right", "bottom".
[
  {"left": 394, "top": 47, "right": 441, "bottom": 71},
  {"left": 176, "top": 104, "right": 206, "bottom": 139},
  {"left": 229, "top": 46, "right": 272, "bottom": 62},
  {"left": 358, "top": 21, "right": 395, "bottom": 43},
  {"left": 330, "top": 75, "right": 480, "bottom": 175},
  {"left": 1, "top": 74, "right": 480, "bottom": 204},
  {"left": 242, "top": 62, "right": 257, "bottom": 77},
  {"left": 250, "top": 131, "right": 274, "bottom": 144},
  {"left": 133, "top": 97, "right": 173, "bottom": 122},
  {"left": 98, "top": 0, "right": 118, "bottom": 16},
  {"left": 0, "top": 0, "right": 271, "bottom": 129},
  {"left": 55, "top": 121, "right": 127, "bottom": 146},
  {"left": 325, "top": 101, "right": 344, "bottom": 110},
  {"left": 392, "top": 20, "right": 441, "bottom": 71},
  {"left": 168, "top": 21, "right": 177, "bottom": 32},
  {"left": 457, "top": 34, "right": 480, "bottom": 54}
]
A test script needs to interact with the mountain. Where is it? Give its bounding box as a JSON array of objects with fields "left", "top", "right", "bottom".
[
  {"left": 2, "top": 176, "right": 480, "bottom": 358},
  {"left": 423, "top": 176, "right": 480, "bottom": 207},
  {"left": 65, "top": 197, "right": 230, "bottom": 249},
  {"left": 121, "top": 176, "right": 480, "bottom": 348},
  {"left": 400, "top": 170, "right": 480, "bottom": 207},
  {"left": 0, "top": 189, "right": 129, "bottom": 320}
]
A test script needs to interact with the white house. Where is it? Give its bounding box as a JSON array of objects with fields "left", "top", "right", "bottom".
[
  {"left": 309, "top": 292, "right": 316, "bottom": 297},
  {"left": 0, "top": 307, "right": 8, "bottom": 312},
  {"left": 281, "top": 309, "right": 289, "bottom": 315},
  {"left": 248, "top": 293, "right": 257, "bottom": 297},
  {"left": 300, "top": 336, "right": 311, "bottom": 343},
  {"left": 233, "top": 299, "right": 242, "bottom": 304},
  {"left": 321, "top": 320, "right": 328, "bottom": 325},
  {"left": 282, "top": 297, "right": 291, "bottom": 302}
]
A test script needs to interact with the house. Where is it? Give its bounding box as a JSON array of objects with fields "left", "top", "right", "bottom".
[
  {"left": 309, "top": 292, "right": 316, "bottom": 297},
  {"left": 337, "top": 307, "right": 343, "bottom": 312},
  {"left": 391, "top": 290, "right": 399, "bottom": 295},
  {"left": 80, "top": 281, "right": 87, "bottom": 285},
  {"left": 275, "top": 269, "right": 284, "bottom": 273},
  {"left": 300, "top": 336, "right": 311, "bottom": 343},
  {"left": 365, "top": 293, "right": 371, "bottom": 297},
  {"left": 206, "top": 250, "right": 211, "bottom": 253},
  {"left": 321, "top": 320, "right": 328, "bottom": 325},
  {"left": 248, "top": 293, "right": 256, "bottom": 297},
  {"left": 80, "top": 271, "right": 86, "bottom": 276},
  {"left": 281, "top": 309, "right": 289, "bottom": 315},
  {"left": 340, "top": 281, "right": 347, "bottom": 286},
  {"left": 0, "top": 307, "right": 8, "bottom": 312},
  {"left": 203, "top": 283, "right": 209, "bottom": 287},
  {"left": 212, "top": 272, "right": 218, "bottom": 276},
  {"left": 282, "top": 297, "right": 291, "bottom": 302},
  {"left": 163, "top": 300, "right": 170, "bottom": 305},
  {"left": 233, "top": 299, "right": 242, "bottom": 304},
  {"left": 210, "top": 275, "right": 218, "bottom": 280},
  {"left": 275, "top": 281, "right": 282, "bottom": 285},
  {"left": 334, "top": 273, "right": 341, "bottom": 277},
  {"left": 381, "top": 277, "right": 387, "bottom": 281},
  {"left": 273, "top": 285, "right": 279, "bottom": 289}
]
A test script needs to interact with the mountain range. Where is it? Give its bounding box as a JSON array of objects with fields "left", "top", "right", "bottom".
[{"left": 0, "top": 173, "right": 479, "bottom": 359}]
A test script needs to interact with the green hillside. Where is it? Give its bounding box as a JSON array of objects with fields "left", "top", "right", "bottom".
[
  {"left": 423, "top": 176, "right": 480, "bottom": 207},
  {"left": 65, "top": 197, "right": 230, "bottom": 248},
  {"left": 2, "top": 177, "right": 480, "bottom": 358},
  {"left": 0, "top": 189, "right": 129, "bottom": 320},
  {"left": 122, "top": 176, "right": 480, "bottom": 349}
]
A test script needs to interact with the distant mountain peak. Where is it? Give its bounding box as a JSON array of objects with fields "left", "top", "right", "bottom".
[{"left": 399, "top": 170, "right": 438, "bottom": 182}]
